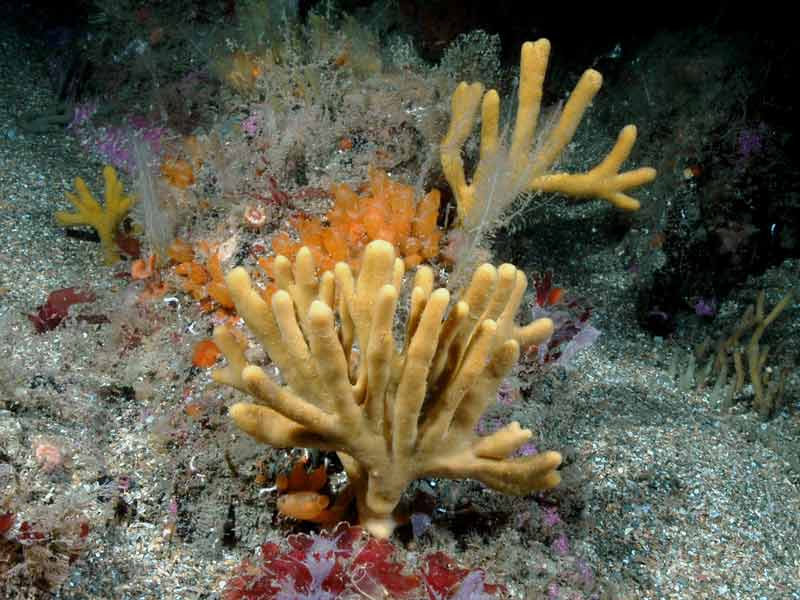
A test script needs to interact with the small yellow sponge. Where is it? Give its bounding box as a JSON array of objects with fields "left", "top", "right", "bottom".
[{"left": 55, "top": 165, "right": 135, "bottom": 265}]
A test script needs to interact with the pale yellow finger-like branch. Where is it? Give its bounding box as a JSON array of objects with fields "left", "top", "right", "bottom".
[
  {"left": 465, "top": 451, "right": 563, "bottom": 494},
  {"left": 473, "top": 421, "right": 533, "bottom": 459},
  {"left": 393, "top": 288, "right": 449, "bottom": 457},
  {"left": 530, "top": 69, "right": 602, "bottom": 177},
  {"left": 483, "top": 264, "right": 519, "bottom": 324},
  {"left": 510, "top": 39, "right": 549, "bottom": 173},
  {"left": 421, "top": 319, "right": 497, "bottom": 446},
  {"left": 270, "top": 290, "right": 323, "bottom": 398},
  {"left": 225, "top": 267, "right": 294, "bottom": 372},
  {"left": 211, "top": 325, "right": 249, "bottom": 392},
  {"left": 365, "top": 285, "right": 398, "bottom": 428},
  {"left": 479, "top": 90, "right": 500, "bottom": 161},
  {"left": 450, "top": 339, "right": 520, "bottom": 436},
  {"left": 229, "top": 402, "right": 334, "bottom": 449},
  {"left": 308, "top": 300, "right": 358, "bottom": 426},
  {"left": 429, "top": 300, "right": 469, "bottom": 389},
  {"left": 441, "top": 82, "right": 485, "bottom": 220},
  {"left": 242, "top": 365, "right": 339, "bottom": 438},
  {"left": 515, "top": 317, "right": 555, "bottom": 348}
]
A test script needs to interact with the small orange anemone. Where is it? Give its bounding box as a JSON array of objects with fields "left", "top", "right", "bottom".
[
  {"left": 274, "top": 457, "right": 354, "bottom": 525},
  {"left": 131, "top": 255, "right": 156, "bottom": 280},
  {"left": 277, "top": 492, "right": 330, "bottom": 521},
  {"left": 192, "top": 339, "right": 220, "bottom": 368}
]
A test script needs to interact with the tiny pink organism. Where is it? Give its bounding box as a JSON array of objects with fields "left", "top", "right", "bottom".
[{"left": 34, "top": 441, "right": 64, "bottom": 473}]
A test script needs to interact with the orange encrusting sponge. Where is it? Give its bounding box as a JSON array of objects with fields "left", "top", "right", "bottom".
[
  {"left": 160, "top": 158, "right": 195, "bottom": 189},
  {"left": 259, "top": 168, "right": 442, "bottom": 282},
  {"left": 169, "top": 239, "right": 236, "bottom": 315}
]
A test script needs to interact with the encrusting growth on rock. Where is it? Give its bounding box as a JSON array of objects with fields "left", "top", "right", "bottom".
[
  {"left": 213, "top": 240, "right": 561, "bottom": 538},
  {"left": 54, "top": 165, "right": 135, "bottom": 265}
]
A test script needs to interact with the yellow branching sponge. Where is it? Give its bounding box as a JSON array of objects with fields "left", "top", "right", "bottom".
[
  {"left": 55, "top": 166, "right": 135, "bottom": 265},
  {"left": 441, "top": 39, "right": 657, "bottom": 226},
  {"left": 213, "top": 240, "right": 562, "bottom": 538}
]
